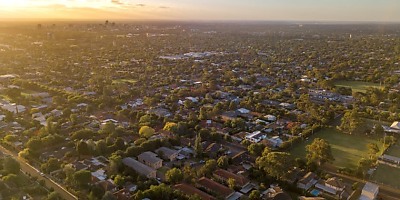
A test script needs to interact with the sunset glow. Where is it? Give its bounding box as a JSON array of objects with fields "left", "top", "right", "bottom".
[{"left": 0, "top": 0, "right": 399, "bottom": 21}]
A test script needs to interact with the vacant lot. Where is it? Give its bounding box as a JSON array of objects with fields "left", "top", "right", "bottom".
[
  {"left": 371, "top": 164, "right": 400, "bottom": 189},
  {"left": 334, "top": 80, "right": 384, "bottom": 93},
  {"left": 290, "top": 128, "right": 384, "bottom": 168}
]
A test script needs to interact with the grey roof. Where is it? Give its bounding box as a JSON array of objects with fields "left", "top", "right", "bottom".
[
  {"left": 138, "top": 151, "right": 162, "bottom": 164},
  {"left": 156, "top": 147, "right": 178, "bottom": 158},
  {"left": 362, "top": 182, "right": 379, "bottom": 194},
  {"left": 122, "top": 157, "right": 156, "bottom": 176}
]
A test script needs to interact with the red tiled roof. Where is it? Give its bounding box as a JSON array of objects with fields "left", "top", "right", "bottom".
[
  {"left": 174, "top": 183, "right": 216, "bottom": 200},
  {"left": 213, "top": 169, "right": 249, "bottom": 187},
  {"left": 197, "top": 177, "right": 234, "bottom": 198}
]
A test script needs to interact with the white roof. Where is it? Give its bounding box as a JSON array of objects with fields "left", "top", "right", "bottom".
[
  {"left": 390, "top": 121, "right": 400, "bottom": 130},
  {"left": 237, "top": 108, "right": 250, "bottom": 114}
]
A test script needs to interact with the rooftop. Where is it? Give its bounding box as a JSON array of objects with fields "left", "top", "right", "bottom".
[
  {"left": 122, "top": 157, "right": 156, "bottom": 177},
  {"left": 138, "top": 151, "right": 163, "bottom": 164},
  {"left": 197, "top": 177, "right": 234, "bottom": 198},
  {"left": 174, "top": 183, "right": 216, "bottom": 200}
]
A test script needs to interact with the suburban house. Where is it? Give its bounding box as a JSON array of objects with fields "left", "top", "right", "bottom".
[
  {"left": 297, "top": 172, "right": 318, "bottom": 190},
  {"left": 315, "top": 177, "right": 349, "bottom": 198},
  {"left": 122, "top": 157, "right": 157, "bottom": 179},
  {"left": 245, "top": 131, "right": 267, "bottom": 143},
  {"left": 174, "top": 183, "right": 216, "bottom": 200},
  {"left": 385, "top": 121, "right": 400, "bottom": 133},
  {"left": 264, "top": 185, "right": 292, "bottom": 200},
  {"left": 359, "top": 182, "right": 379, "bottom": 200},
  {"left": 390, "top": 121, "right": 400, "bottom": 130},
  {"left": 155, "top": 147, "right": 179, "bottom": 161},
  {"left": 213, "top": 169, "right": 250, "bottom": 189},
  {"left": 265, "top": 114, "right": 277, "bottom": 122},
  {"left": 196, "top": 177, "right": 235, "bottom": 199},
  {"left": 378, "top": 154, "right": 400, "bottom": 165},
  {"left": 137, "top": 151, "right": 163, "bottom": 169},
  {"left": 204, "top": 143, "right": 224, "bottom": 158},
  {"left": 265, "top": 136, "right": 283, "bottom": 148}
]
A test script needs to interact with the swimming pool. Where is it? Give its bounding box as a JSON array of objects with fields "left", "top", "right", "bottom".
[{"left": 310, "top": 189, "right": 321, "bottom": 196}]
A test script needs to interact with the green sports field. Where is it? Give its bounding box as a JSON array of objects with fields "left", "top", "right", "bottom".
[
  {"left": 290, "top": 127, "right": 384, "bottom": 168},
  {"left": 334, "top": 80, "right": 384, "bottom": 93}
]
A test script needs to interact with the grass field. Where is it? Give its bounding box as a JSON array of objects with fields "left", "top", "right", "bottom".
[
  {"left": 112, "top": 78, "right": 137, "bottom": 84},
  {"left": 371, "top": 164, "right": 400, "bottom": 189},
  {"left": 290, "top": 128, "right": 384, "bottom": 168},
  {"left": 385, "top": 141, "right": 400, "bottom": 158},
  {"left": 334, "top": 80, "right": 384, "bottom": 93}
]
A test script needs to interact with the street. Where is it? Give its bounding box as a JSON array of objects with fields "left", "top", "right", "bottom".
[{"left": 0, "top": 145, "right": 78, "bottom": 200}]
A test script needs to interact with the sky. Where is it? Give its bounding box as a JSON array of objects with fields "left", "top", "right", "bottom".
[{"left": 0, "top": 0, "right": 399, "bottom": 22}]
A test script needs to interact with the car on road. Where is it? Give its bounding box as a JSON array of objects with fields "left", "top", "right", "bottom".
[{"left": 40, "top": 172, "right": 45, "bottom": 177}]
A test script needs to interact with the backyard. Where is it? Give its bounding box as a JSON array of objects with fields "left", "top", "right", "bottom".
[
  {"left": 385, "top": 140, "right": 400, "bottom": 158},
  {"left": 371, "top": 164, "right": 400, "bottom": 189},
  {"left": 290, "top": 127, "right": 384, "bottom": 168},
  {"left": 334, "top": 80, "right": 384, "bottom": 93}
]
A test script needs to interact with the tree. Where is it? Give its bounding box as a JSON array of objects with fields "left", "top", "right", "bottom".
[
  {"left": 71, "top": 129, "right": 95, "bottom": 140},
  {"left": 384, "top": 136, "right": 397, "bottom": 146},
  {"left": 198, "top": 159, "right": 217, "bottom": 177},
  {"left": 374, "top": 124, "right": 384, "bottom": 135},
  {"left": 357, "top": 158, "right": 373, "bottom": 178},
  {"left": 76, "top": 141, "right": 90, "bottom": 156},
  {"left": 41, "top": 158, "right": 61, "bottom": 173},
  {"left": 165, "top": 168, "right": 183, "bottom": 184},
  {"left": 338, "top": 109, "right": 363, "bottom": 134},
  {"left": 26, "top": 136, "right": 42, "bottom": 152},
  {"left": 3, "top": 157, "right": 20, "bottom": 174},
  {"left": 114, "top": 175, "right": 125, "bottom": 187},
  {"left": 102, "top": 191, "right": 117, "bottom": 200},
  {"left": 249, "top": 190, "right": 261, "bottom": 200},
  {"left": 306, "top": 138, "right": 334, "bottom": 166},
  {"left": 163, "top": 122, "right": 177, "bottom": 132},
  {"left": 89, "top": 184, "right": 105, "bottom": 200},
  {"left": 70, "top": 114, "right": 78, "bottom": 125},
  {"left": 367, "top": 143, "right": 380, "bottom": 159},
  {"left": 227, "top": 178, "right": 236, "bottom": 190},
  {"left": 101, "top": 122, "right": 116, "bottom": 135},
  {"left": 194, "top": 133, "right": 203, "bottom": 158},
  {"left": 248, "top": 143, "right": 265, "bottom": 156},
  {"left": 73, "top": 170, "right": 91, "bottom": 188},
  {"left": 139, "top": 126, "right": 155, "bottom": 138},
  {"left": 47, "top": 191, "right": 62, "bottom": 200},
  {"left": 256, "top": 152, "right": 293, "bottom": 180},
  {"left": 198, "top": 107, "right": 208, "bottom": 120},
  {"left": 217, "top": 156, "right": 229, "bottom": 169}
]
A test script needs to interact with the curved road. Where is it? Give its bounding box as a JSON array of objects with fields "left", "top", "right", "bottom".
[{"left": 0, "top": 145, "right": 78, "bottom": 200}]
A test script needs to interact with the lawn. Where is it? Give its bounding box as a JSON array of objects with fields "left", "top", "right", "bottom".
[
  {"left": 371, "top": 164, "right": 400, "bottom": 189},
  {"left": 385, "top": 141, "right": 400, "bottom": 158},
  {"left": 290, "top": 127, "right": 384, "bottom": 168},
  {"left": 334, "top": 80, "right": 384, "bottom": 93},
  {"left": 112, "top": 78, "right": 137, "bottom": 84}
]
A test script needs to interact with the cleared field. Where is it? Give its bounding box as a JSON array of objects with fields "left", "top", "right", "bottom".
[
  {"left": 112, "top": 78, "right": 137, "bottom": 84},
  {"left": 371, "top": 164, "right": 400, "bottom": 189},
  {"left": 290, "top": 128, "right": 384, "bottom": 168},
  {"left": 334, "top": 80, "right": 384, "bottom": 93}
]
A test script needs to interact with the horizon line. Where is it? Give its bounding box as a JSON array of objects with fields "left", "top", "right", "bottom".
[{"left": 0, "top": 18, "right": 400, "bottom": 25}]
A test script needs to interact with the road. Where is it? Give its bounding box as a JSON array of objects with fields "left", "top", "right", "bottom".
[{"left": 0, "top": 145, "right": 78, "bottom": 200}]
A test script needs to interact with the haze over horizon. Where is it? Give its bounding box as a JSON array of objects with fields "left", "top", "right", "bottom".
[{"left": 0, "top": 0, "right": 399, "bottom": 22}]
